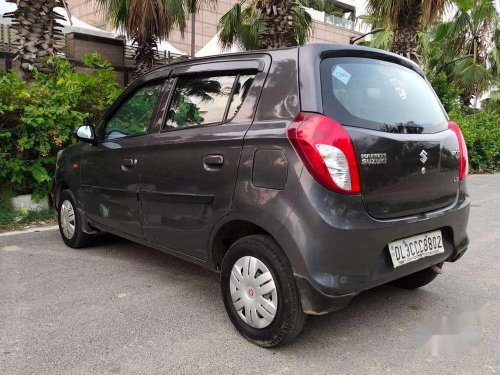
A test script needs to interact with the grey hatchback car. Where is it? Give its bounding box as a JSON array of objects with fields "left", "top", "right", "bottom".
[{"left": 53, "top": 44, "right": 470, "bottom": 347}]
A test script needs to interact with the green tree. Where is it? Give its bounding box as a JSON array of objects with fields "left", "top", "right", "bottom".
[
  {"left": 428, "top": 0, "right": 499, "bottom": 106},
  {"left": 365, "top": 0, "right": 449, "bottom": 62},
  {"left": 218, "top": 0, "right": 312, "bottom": 50},
  {"left": 5, "top": 0, "right": 68, "bottom": 79},
  {"left": 95, "top": 0, "right": 214, "bottom": 74}
]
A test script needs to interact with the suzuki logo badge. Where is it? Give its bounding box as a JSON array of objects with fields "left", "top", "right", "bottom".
[{"left": 420, "top": 150, "right": 428, "bottom": 164}]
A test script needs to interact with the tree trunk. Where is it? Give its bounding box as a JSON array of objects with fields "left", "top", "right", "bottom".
[
  {"left": 133, "top": 35, "right": 157, "bottom": 75},
  {"left": 5, "top": 0, "right": 65, "bottom": 79},
  {"left": 256, "top": 0, "right": 298, "bottom": 49},
  {"left": 391, "top": 0, "right": 422, "bottom": 63}
]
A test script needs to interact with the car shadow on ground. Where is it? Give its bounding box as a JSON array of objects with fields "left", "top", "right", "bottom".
[{"left": 85, "top": 233, "right": 440, "bottom": 351}]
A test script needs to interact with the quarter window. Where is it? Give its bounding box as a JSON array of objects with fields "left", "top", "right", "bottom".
[
  {"left": 227, "top": 75, "right": 255, "bottom": 119},
  {"left": 164, "top": 73, "right": 255, "bottom": 130},
  {"left": 104, "top": 83, "right": 163, "bottom": 140}
]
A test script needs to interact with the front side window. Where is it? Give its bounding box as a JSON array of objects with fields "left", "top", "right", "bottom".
[
  {"left": 321, "top": 57, "right": 447, "bottom": 133},
  {"left": 104, "top": 83, "right": 163, "bottom": 140},
  {"left": 164, "top": 73, "right": 255, "bottom": 130}
]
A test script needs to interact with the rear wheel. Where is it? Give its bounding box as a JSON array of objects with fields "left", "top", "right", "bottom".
[
  {"left": 58, "top": 190, "right": 92, "bottom": 248},
  {"left": 390, "top": 263, "right": 443, "bottom": 290},
  {"left": 221, "top": 234, "right": 307, "bottom": 347}
]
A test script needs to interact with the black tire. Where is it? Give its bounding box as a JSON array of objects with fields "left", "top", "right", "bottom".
[
  {"left": 58, "top": 189, "right": 92, "bottom": 249},
  {"left": 221, "top": 234, "right": 307, "bottom": 347},
  {"left": 390, "top": 262, "right": 443, "bottom": 290}
]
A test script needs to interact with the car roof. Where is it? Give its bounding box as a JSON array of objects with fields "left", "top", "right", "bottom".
[
  {"left": 147, "top": 43, "right": 419, "bottom": 72},
  {"left": 135, "top": 43, "right": 422, "bottom": 91}
]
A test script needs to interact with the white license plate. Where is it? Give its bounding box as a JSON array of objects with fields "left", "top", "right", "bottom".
[{"left": 388, "top": 230, "right": 444, "bottom": 268}]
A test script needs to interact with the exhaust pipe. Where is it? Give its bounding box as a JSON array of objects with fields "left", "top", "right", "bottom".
[{"left": 431, "top": 264, "right": 444, "bottom": 274}]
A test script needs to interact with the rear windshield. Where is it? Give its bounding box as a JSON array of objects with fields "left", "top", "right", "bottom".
[{"left": 320, "top": 57, "right": 447, "bottom": 134}]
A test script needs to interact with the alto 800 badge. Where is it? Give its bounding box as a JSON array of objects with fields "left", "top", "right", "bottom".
[{"left": 361, "top": 153, "right": 387, "bottom": 165}]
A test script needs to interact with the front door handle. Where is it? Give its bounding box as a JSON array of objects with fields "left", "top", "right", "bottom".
[
  {"left": 122, "top": 158, "right": 136, "bottom": 168},
  {"left": 203, "top": 154, "right": 224, "bottom": 166}
]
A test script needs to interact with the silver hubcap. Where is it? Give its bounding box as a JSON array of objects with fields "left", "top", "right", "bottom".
[
  {"left": 230, "top": 256, "right": 278, "bottom": 329},
  {"left": 60, "top": 200, "right": 75, "bottom": 239}
]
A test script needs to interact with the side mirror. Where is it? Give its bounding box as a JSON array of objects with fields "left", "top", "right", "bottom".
[{"left": 75, "top": 125, "right": 96, "bottom": 143}]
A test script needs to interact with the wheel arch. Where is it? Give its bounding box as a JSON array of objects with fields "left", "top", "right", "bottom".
[
  {"left": 53, "top": 181, "right": 70, "bottom": 209},
  {"left": 210, "top": 219, "right": 278, "bottom": 271}
]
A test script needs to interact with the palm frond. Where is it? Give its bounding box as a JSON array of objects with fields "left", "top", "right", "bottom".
[
  {"left": 489, "top": 43, "right": 500, "bottom": 81},
  {"left": 218, "top": 2, "right": 245, "bottom": 49},
  {"left": 219, "top": 0, "right": 313, "bottom": 50},
  {"left": 368, "top": 29, "right": 394, "bottom": 51},
  {"left": 474, "top": 0, "right": 495, "bottom": 27},
  {"left": 291, "top": 1, "right": 313, "bottom": 45},
  {"left": 366, "top": 0, "right": 404, "bottom": 29},
  {"left": 421, "top": 0, "right": 449, "bottom": 27},
  {"left": 450, "top": 9, "right": 471, "bottom": 37},
  {"left": 454, "top": 0, "right": 474, "bottom": 12},
  {"left": 450, "top": 56, "right": 492, "bottom": 92},
  {"left": 433, "top": 21, "right": 453, "bottom": 42}
]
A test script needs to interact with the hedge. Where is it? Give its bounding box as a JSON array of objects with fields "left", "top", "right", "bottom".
[{"left": 0, "top": 54, "right": 121, "bottom": 200}]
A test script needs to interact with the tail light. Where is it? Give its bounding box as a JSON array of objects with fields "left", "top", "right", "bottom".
[
  {"left": 288, "top": 112, "right": 361, "bottom": 194},
  {"left": 448, "top": 121, "right": 469, "bottom": 180}
]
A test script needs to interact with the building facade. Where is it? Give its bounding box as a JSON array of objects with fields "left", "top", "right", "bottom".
[{"left": 67, "top": 0, "right": 367, "bottom": 55}]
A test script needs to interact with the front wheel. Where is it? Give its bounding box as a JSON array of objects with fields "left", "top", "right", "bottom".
[
  {"left": 58, "top": 190, "right": 92, "bottom": 248},
  {"left": 221, "top": 235, "right": 307, "bottom": 347}
]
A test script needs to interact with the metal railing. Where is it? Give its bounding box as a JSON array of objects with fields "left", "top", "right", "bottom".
[
  {"left": 0, "top": 24, "right": 12, "bottom": 52},
  {"left": 124, "top": 44, "right": 185, "bottom": 66},
  {"left": 323, "top": 14, "right": 371, "bottom": 34}
]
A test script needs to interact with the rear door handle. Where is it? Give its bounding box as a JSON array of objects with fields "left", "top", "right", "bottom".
[
  {"left": 203, "top": 154, "right": 224, "bottom": 168},
  {"left": 122, "top": 158, "right": 136, "bottom": 168}
]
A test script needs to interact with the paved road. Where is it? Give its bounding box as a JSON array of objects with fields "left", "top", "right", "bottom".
[{"left": 1, "top": 175, "right": 499, "bottom": 375}]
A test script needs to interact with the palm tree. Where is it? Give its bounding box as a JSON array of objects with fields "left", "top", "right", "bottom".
[
  {"left": 366, "top": 0, "right": 449, "bottom": 62},
  {"left": 219, "top": 0, "right": 312, "bottom": 50},
  {"left": 95, "top": 0, "right": 214, "bottom": 74},
  {"left": 428, "top": 0, "right": 499, "bottom": 106},
  {"left": 5, "top": 0, "right": 66, "bottom": 79}
]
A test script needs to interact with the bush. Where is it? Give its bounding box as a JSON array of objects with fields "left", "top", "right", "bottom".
[
  {"left": 0, "top": 54, "right": 121, "bottom": 200},
  {"left": 428, "top": 71, "right": 499, "bottom": 173},
  {"left": 450, "top": 109, "right": 500, "bottom": 173},
  {"left": 428, "top": 71, "right": 462, "bottom": 113}
]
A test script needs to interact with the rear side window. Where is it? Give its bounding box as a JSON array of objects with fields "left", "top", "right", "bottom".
[
  {"left": 321, "top": 58, "right": 447, "bottom": 134},
  {"left": 227, "top": 74, "right": 255, "bottom": 119},
  {"left": 164, "top": 73, "right": 255, "bottom": 130}
]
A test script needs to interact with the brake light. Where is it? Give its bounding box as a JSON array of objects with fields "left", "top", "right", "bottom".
[
  {"left": 288, "top": 112, "right": 361, "bottom": 194},
  {"left": 448, "top": 121, "right": 469, "bottom": 180}
]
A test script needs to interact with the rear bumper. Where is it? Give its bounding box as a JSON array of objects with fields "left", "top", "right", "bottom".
[
  {"left": 294, "top": 274, "right": 355, "bottom": 315},
  {"left": 278, "top": 174, "right": 470, "bottom": 315},
  {"left": 295, "top": 242, "right": 469, "bottom": 315}
]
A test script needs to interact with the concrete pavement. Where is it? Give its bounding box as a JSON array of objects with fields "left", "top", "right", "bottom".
[{"left": 1, "top": 174, "right": 499, "bottom": 374}]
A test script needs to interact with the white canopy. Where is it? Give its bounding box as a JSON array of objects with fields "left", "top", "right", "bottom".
[
  {"left": 303, "top": 6, "right": 326, "bottom": 22},
  {"left": 196, "top": 32, "right": 242, "bottom": 57},
  {"left": 157, "top": 39, "right": 186, "bottom": 56},
  {"left": 119, "top": 35, "right": 187, "bottom": 56}
]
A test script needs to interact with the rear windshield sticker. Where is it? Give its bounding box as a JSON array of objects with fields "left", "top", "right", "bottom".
[
  {"left": 390, "top": 78, "right": 407, "bottom": 100},
  {"left": 332, "top": 65, "right": 351, "bottom": 85}
]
